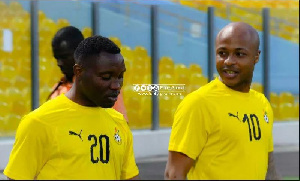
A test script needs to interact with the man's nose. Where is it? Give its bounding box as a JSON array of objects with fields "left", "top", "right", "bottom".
[
  {"left": 224, "top": 54, "right": 236, "bottom": 65},
  {"left": 111, "top": 78, "right": 122, "bottom": 90}
]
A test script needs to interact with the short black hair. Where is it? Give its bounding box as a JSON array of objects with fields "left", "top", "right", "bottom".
[
  {"left": 52, "top": 26, "right": 84, "bottom": 50},
  {"left": 74, "top": 35, "right": 121, "bottom": 65}
]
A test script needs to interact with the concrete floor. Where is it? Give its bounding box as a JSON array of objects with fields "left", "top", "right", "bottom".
[{"left": 1, "top": 151, "right": 298, "bottom": 180}]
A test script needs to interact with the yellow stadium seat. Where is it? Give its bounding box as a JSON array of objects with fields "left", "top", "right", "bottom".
[
  {"left": 40, "top": 18, "right": 57, "bottom": 33},
  {"left": 159, "top": 95, "right": 173, "bottom": 127},
  {"left": 13, "top": 76, "right": 29, "bottom": 91},
  {"left": 0, "top": 101, "right": 11, "bottom": 117},
  {"left": 125, "top": 96, "right": 141, "bottom": 111},
  {"left": 139, "top": 96, "right": 152, "bottom": 129},
  {"left": 279, "top": 92, "right": 295, "bottom": 104},
  {"left": 120, "top": 45, "right": 134, "bottom": 61},
  {"left": 38, "top": 10, "right": 46, "bottom": 22},
  {"left": 127, "top": 109, "right": 140, "bottom": 129},
  {"left": 57, "top": 18, "right": 70, "bottom": 29},
  {"left": 0, "top": 116, "right": 5, "bottom": 133},
  {"left": 11, "top": 101, "right": 29, "bottom": 116},
  {"left": 270, "top": 92, "right": 279, "bottom": 107},
  {"left": 279, "top": 103, "right": 295, "bottom": 120},
  {"left": 159, "top": 74, "right": 174, "bottom": 84},
  {"left": 0, "top": 1, "right": 7, "bottom": 10},
  {"left": 0, "top": 77, "right": 12, "bottom": 90},
  {"left": 131, "top": 74, "right": 145, "bottom": 84},
  {"left": 187, "top": 84, "right": 201, "bottom": 94},
  {"left": 134, "top": 46, "right": 148, "bottom": 58},
  {"left": 82, "top": 27, "right": 92, "bottom": 39},
  {"left": 174, "top": 64, "right": 190, "bottom": 87},
  {"left": 11, "top": 17, "right": 29, "bottom": 31},
  {"left": 160, "top": 56, "right": 174, "bottom": 67},
  {"left": 159, "top": 64, "right": 175, "bottom": 76},
  {"left": 175, "top": 63, "right": 189, "bottom": 75},
  {"left": 180, "top": 0, "right": 197, "bottom": 8},
  {"left": 134, "top": 56, "right": 149, "bottom": 70},
  {"left": 159, "top": 57, "right": 174, "bottom": 75},
  {"left": 189, "top": 63, "right": 202, "bottom": 74},
  {"left": 39, "top": 65, "right": 52, "bottom": 86},
  {"left": 251, "top": 82, "right": 263, "bottom": 93},
  {"left": 9, "top": 1, "right": 23, "bottom": 11},
  {"left": 6, "top": 87, "right": 23, "bottom": 102},
  {"left": 125, "top": 96, "right": 143, "bottom": 129},
  {"left": 123, "top": 85, "right": 136, "bottom": 99},
  {"left": 190, "top": 73, "right": 208, "bottom": 86},
  {"left": 294, "top": 102, "right": 299, "bottom": 119},
  {"left": 109, "top": 37, "right": 122, "bottom": 48},
  {"left": 172, "top": 95, "right": 184, "bottom": 110},
  {"left": 5, "top": 114, "right": 21, "bottom": 132},
  {"left": 1, "top": 65, "right": 17, "bottom": 79},
  {"left": 271, "top": 103, "right": 280, "bottom": 121},
  {"left": 19, "top": 66, "right": 31, "bottom": 80},
  {"left": 40, "top": 85, "right": 52, "bottom": 104}
]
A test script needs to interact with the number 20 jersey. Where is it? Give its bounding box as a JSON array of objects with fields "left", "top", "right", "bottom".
[
  {"left": 168, "top": 78, "right": 274, "bottom": 180},
  {"left": 4, "top": 94, "right": 139, "bottom": 180}
]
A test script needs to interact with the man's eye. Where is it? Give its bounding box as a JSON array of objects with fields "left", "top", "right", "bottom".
[
  {"left": 118, "top": 74, "right": 124, "bottom": 79},
  {"left": 236, "top": 52, "right": 246, "bottom": 57},
  {"left": 218, "top": 51, "right": 226, "bottom": 56},
  {"left": 102, "top": 76, "right": 111, "bottom": 80}
]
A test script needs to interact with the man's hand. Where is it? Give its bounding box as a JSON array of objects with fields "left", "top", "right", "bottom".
[
  {"left": 164, "top": 151, "right": 194, "bottom": 180},
  {"left": 266, "top": 152, "right": 282, "bottom": 180}
]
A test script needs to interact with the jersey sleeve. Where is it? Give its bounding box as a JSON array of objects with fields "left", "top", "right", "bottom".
[
  {"left": 3, "top": 115, "right": 53, "bottom": 180},
  {"left": 266, "top": 101, "right": 274, "bottom": 152},
  {"left": 120, "top": 125, "right": 139, "bottom": 179},
  {"left": 168, "top": 93, "right": 209, "bottom": 160}
]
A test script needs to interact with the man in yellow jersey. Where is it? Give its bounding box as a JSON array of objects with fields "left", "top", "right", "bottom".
[
  {"left": 49, "top": 26, "right": 128, "bottom": 121},
  {"left": 165, "top": 22, "right": 281, "bottom": 180},
  {"left": 4, "top": 36, "right": 140, "bottom": 180}
]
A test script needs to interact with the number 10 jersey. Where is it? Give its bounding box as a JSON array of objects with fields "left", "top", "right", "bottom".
[{"left": 169, "top": 78, "right": 274, "bottom": 180}]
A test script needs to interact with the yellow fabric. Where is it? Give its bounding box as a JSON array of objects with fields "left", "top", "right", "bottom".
[
  {"left": 4, "top": 94, "right": 139, "bottom": 180},
  {"left": 169, "top": 77, "right": 274, "bottom": 180}
]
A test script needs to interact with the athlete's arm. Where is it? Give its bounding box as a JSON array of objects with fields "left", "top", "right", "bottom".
[
  {"left": 164, "top": 151, "right": 194, "bottom": 180},
  {"left": 127, "top": 175, "right": 140, "bottom": 180},
  {"left": 266, "top": 152, "right": 281, "bottom": 180}
]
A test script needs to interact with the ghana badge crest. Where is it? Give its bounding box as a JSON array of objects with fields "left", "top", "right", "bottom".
[
  {"left": 263, "top": 110, "right": 269, "bottom": 123},
  {"left": 114, "top": 127, "right": 122, "bottom": 145}
]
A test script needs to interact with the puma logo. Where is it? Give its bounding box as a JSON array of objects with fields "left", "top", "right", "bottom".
[
  {"left": 228, "top": 112, "right": 240, "bottom": 121},
  {"left": 69, "top": 130, "right": 83, "bottom": 141}
]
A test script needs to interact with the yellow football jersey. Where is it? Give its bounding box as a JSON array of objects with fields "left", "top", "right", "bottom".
[
  {"left": 4, "top": 94, "right": 139, "bottom": 180},
  {"left": 169, "top": 77, "right": 274, "bottom": 180}
]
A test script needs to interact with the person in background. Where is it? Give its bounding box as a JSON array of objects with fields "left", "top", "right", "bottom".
[{"left": 49, "top": 26, "right": 128, "bottom": 121}]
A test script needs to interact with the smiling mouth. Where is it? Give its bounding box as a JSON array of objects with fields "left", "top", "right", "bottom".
[{"left": 223, "top": 70, "right": 239, "bottom": 78}]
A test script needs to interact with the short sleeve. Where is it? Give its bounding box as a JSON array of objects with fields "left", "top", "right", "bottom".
[
  {"left": 121, "top": 126, "right": 139, "bottom": 179},
  {"left": 168, "top": 93, "right": 209, "bottom": 160},
  {"left": 3, "top": 115, "right": 53, "bottom": 180},
  {"left": 266, "top": 101, "right": 274, "bottom": 152}
]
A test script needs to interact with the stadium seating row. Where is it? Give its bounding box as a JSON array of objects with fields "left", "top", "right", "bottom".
[
  {"left": 0, "top": 1, "right": 298, "bottom": 135},
  {"left": 178, "top": 0, "right": 299, "bottom": 43}
]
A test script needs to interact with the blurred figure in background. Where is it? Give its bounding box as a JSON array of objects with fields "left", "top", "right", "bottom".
[{"left": 49, "top": 26, "right": 128, "bottom": 121}]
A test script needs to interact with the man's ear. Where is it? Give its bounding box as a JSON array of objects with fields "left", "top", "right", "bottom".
[
  {"left": 73, "top": 64, "right": 83, "bottom": 77},
  {"left": 254, "top": 50, "right": 261, "bottom": 64}
]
